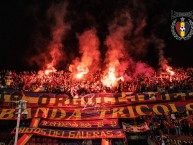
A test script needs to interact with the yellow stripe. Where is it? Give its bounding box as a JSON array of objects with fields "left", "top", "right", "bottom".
[
  {"left": 20, "top": 134, "right": 33, "bottom": 145},
  {"left": 181, "top": 22, "right": 185, "bottom": 27},
  {"left": 33, "top": 118, "right": 41, "bottom": 126},
  {"left": 180, "top": 22, "right": 185, "bottom": 37},
  {"left": 181, "top": 31, "right": 185, "bottom": 37},
  {"left": 17, "top": 118, "right": 41, "bottom": 144}
]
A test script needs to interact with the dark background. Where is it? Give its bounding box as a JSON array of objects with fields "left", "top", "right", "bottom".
[{"left": 0, "top": 0, "right": 193, "bottom": 71}]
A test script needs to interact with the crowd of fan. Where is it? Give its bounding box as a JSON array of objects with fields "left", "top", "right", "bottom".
[
  {"left": 150, "top": 110, "right": 193, "bottom": 145},
  {"left": 0, "top": 67, "right": 193, "bottom": 96},
  {"left": 124, "top": 109, "right": 193, "bottom": 144}
]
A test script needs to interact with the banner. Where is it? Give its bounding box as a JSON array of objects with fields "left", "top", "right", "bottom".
[
  {"left": 17, "top": 118, "right": 41, "bottom": 145},
  {"left": 164, "top": 134, "right": 193, "bottom": 145},
  {"left": 167, "top": 139, "right": 193, "bottom": 145},
  {"left": 122, "top": 122, "right": 150, "bottom": 133},
  {"left": 12, "top": 127, "right": 125, "bottom": 139},
  {"left": 39, "top": 119, "right": 119, "bottom": 128},
  {"left": 1, "top": 89, "right": 193, "bottom": 107},
  {"left": 0, "top": 101, "right": 193, "bottom": 120}
]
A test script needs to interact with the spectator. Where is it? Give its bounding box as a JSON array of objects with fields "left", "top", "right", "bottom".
[{"left": 174, "top": 120, "right": 181, "bottom": 135}]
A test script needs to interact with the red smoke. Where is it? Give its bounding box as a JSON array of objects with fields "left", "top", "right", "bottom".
[
  {"left": 70, "top": 28, "right": 101, "bottom": 79},
  {"left": 102, "top": 11, "right": 155, "bottom": 86},
  {"left": 30, "top": 2, "right": 70, "bottom": 71},
  {"left": 30, "top": 3, "right": 172, "bottom": 87},
  {"left": 102, "top": 12, "right": 132, "bottom": 86},
  {"left": 134, "top": 61, "right": 155, "bottom": 77},
  {"left": 152, "top": 36, "right": 175, "bottom": 76},
  {"left": 47, "top": 2, "right": 70, "bottom": 68}
]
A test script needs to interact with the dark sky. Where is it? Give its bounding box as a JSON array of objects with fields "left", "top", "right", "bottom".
[{"left": 0, "top": 0, "right": 193, "bottom": 71}]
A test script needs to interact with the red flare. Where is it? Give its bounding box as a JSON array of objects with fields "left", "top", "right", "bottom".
[
  {"left": 75, "top": 64, "right": 89, "bottom": 79},
  {"left": 166, "top": 66, "right": 175, "bottom": 76},
  {"left": 101, "top": 66, "right": 124, "bottom": 87},
  {"left": 44, "top": 63, "right": 57, "bottom": 75}
]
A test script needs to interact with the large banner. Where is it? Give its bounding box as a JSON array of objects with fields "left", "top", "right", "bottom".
[
  {"left": 1, "top": 101, "right": 193, "bottom": 120},
  {"left": 12, "top": 127, "right": 125, "bottom": 139},
  {"left": 39, "top": 119, "right": 119, "bottom": 128},
  {"left": 0, "top": 89, "right": 193, "bottom": 107}
]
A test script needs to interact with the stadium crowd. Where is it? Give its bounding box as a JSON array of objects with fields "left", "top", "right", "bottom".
[
  {"left": 0, "top": 67, "right": 193, "bottom": 96},
  {"left": 124, "top": 109, "right": 193, "bottom": 145},
  {"left": 0, "top": 68, "right": 193, "bottom": 144}
]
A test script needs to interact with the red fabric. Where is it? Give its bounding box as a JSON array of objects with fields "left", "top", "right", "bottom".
[{"left": 175, "top": 22, "right": 181, "bottom": 36}]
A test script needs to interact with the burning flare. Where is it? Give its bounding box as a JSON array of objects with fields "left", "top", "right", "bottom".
[
  {"left": 44, "top": 63, "right": 57, "bottom": 75},
  {"left": 166, "top": 67, "right": 175, "bottom": 76},
  {"left": 75, "top": 64, "right": 89, "bottom": 79},
  {"left": 102, "top": 66, "right": 124, "bottom": 87}
]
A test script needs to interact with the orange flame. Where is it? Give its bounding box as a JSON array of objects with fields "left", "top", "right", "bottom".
[
  {"left": 75, "top": 64, "right": 89, "bottom": 79},
  {"left": 102, "top": 66, "right": 123, "bottom": 87},
  {"left": 166, "top": 67, "right": 175, "bottom": 76},
  {"left": 44, "top": 63, "right": 57, "bottom": 75}
]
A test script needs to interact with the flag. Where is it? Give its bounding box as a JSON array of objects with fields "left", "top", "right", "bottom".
[{"left": 122, "top": 122, "right": 150, "bottom": 133}]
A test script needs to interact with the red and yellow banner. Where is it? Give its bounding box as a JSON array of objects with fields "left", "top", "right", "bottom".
[
  {"left": 17, "top": 118, "right": 41, "bottom": 145},
  {"left": 1, "top": 89, "right": 193, "bottom": 107},
  {"left": 0, "top": 101, "right": 193, "bottom": 120},
  {"left": 12, "top": 127, "right": 125, "bottom": 139},
  {"left": 40, "top": 119, "right": 119, "bottom": 128}
]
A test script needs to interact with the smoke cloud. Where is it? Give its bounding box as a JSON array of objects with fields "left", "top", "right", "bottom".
[
  {"left": 46, "top": 2, "right": 70, "bottom": 67},
  {"left": 104, "top": 11, "right": 132, "bottom": 76},
  {"left": 152, "top": 35, "right": 169, "bottom": 69},
  {"left": 70, "top": 28, "right": 101, "bottom": 77},
  {"left": 27, "top": 0, "right": 169, "bottom": 82},
  {"left": 104, "top": 9, "right": 155, "bottom": 79},
  {"left": 30, "top": 1, "right": 70, "bottom": 69}
]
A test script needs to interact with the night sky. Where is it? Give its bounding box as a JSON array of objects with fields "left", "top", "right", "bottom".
[{"left": 0, "top": 0, "right": 193, "bottom": 71}]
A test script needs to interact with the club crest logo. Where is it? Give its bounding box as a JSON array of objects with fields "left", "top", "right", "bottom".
[{"left": 171, "top": 10, "right": 193, "bottom": 40}]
